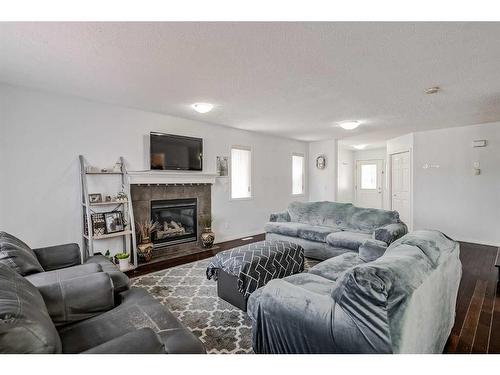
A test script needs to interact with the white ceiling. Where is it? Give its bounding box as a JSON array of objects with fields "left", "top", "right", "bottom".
[{"left": 2, "top": 22, "right": 500, "bottom": 144}]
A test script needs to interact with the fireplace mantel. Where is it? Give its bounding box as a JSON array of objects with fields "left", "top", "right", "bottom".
[{"left": 127, "top": 170, "right": 217, "bottom": 185}]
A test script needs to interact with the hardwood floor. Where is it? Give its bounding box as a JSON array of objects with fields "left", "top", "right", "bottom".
[
  {"left": 444, "top": 242, "right": 499, "bottom": 354},
  {"left": 127, "top": 235, "right": 499, "bottom": 353}
]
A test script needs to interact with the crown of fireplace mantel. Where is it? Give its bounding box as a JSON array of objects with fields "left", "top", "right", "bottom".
[{"left": 127, "top": 170, "right": 217, "bottom": 185}]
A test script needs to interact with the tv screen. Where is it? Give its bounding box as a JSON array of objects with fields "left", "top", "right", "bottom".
[{"left": 150, "top": 132, "right": 203, "bottom": 171}]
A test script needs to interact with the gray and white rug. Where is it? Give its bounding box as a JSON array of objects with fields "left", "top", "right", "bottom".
[{"left": 131, "top": 257, "right": 319, "bottom": 354}]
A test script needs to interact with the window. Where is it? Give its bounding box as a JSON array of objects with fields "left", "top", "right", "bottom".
[
  {"left": 361, "top": 164, "right": 377, "bottom": 189},
  {"left": 231, "top": 147, "right": 252, "bottom": 199},
  {"left": 292, "top": 154, "right": 305, "bottom": 195}
]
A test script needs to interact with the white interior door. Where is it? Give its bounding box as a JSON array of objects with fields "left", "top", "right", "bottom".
[
  {"left": 355, "top": 159, "right": 383, "bottom": 209},
  {"left": 391, "top": 151, "right": 411, "bottom": 225}
]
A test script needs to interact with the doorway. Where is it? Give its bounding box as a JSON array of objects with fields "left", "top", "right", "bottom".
[
  {"left": 390, "top": 151, "right": 411, "bottom": 226},
  {"left": 355, "top": 159, "right": 384, "bottom": 209}
]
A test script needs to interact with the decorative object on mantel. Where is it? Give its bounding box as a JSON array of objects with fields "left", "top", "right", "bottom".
[
  {"left": 200, "top": 214, "right": 215, "bottom": 248},
  {"left": 104, "top": 195, "right": 112, "bottom": 202},
  {"left": 216, "top": 156, "right": 228, "bottom": 177},
  {"left": 316, "top": 155, "right": 326, "bottom": 170},
  {"left": 89, "top": 193, "right": 102, "bottom": 203},
  {"left": 115, "top": 252, "right": 130, "bottom": 272},
  {"left": 136, "top": 220, "right": 158, "bottom": 263}
]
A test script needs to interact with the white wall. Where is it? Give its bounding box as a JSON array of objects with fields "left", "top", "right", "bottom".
[
  {"left": 337, "top": 146, "right": 354, "bottom": 203},
  {"left": 0, "top": 84, "right": 308, "bottom": 250},
  {"left": 308, "top": 139, "right": 337, "bottom": 201},
  {"left": 413, "top": 122, "right": 500, "bottom": 246}
]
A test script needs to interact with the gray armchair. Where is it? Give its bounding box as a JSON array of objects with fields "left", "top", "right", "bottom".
[
  {"left": 0, "top": 231, "right": 130, "bottom": 293},
  {"left": 0, "top": 262, "right": 206, "bottom": 354}
]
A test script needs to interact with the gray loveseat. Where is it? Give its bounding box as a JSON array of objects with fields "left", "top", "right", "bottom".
[
  {"left": 0, "top": 231, "right": 205, "bottom": 354},
  {"left": 248, "top": 230, "right": 462, "bottom": 353},
  {"left": 266, "top": 201, "right": 407, "bottom": 260}
]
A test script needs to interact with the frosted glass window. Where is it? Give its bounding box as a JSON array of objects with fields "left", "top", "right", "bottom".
[
  {"left": 361, "top": 164, "right": 377, "bottom": 189},
  {"left": 292, "top": 154, "right": 305, "bottom": 195},
  {"left": 231, "top": 147, "right": 252, "bottom": 199}
]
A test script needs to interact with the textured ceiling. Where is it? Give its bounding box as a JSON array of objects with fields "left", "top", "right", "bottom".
[{"left": 2, "top": 22, "right": 500, "bottom": 144}]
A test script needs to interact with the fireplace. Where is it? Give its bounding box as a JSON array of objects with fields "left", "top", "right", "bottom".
[{"left": 151, "top": 198, "right": 197, "bottom": 247}]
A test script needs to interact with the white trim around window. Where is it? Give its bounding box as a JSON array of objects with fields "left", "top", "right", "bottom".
[
  {"left": 230, "top": 145, "right": 253, "bottom": 200},
  {"left": 292, "top": 152, "right": 305, "bottom": 196}
]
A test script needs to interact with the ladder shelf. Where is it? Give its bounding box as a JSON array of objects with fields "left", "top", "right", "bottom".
[{"left": 79, "top": 155, "right": 138, "bottom": 267}]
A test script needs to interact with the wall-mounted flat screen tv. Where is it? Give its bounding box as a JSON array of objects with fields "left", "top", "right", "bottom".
[{"left": 150, "top": 132, "right": 203, "bottom": 171}]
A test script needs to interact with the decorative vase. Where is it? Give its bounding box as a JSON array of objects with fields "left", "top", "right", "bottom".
[
  {"left": 201, "top": 227, "right": 215, "bottom": 248},
  {"left": 118, "top": 256, "right": 130, "bottom": 271},
  {"left": 137, "top": 241, "right": 154, "bottom": 263}
]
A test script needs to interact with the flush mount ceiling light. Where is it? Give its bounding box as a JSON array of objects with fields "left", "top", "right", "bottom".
[
  {"left": 353, "top": 144, "right": 367, "bottom": 150},
  {"left": 424, "top": 86, "right": 440, "bottom": 95},
  {"left": 338, "top": 120, "right": 361, "bottom": 130},
  {"left": 191, "top": 102, "right": 214, "bottom": 114}
]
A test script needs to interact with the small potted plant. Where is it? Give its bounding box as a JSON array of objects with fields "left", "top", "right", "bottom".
[
  {"left": 115, "top": 252, "right": 130, "bottom": 271},
  {"left": 200, "top": 214, "right": 215, "bottom": 248},
  {"left": 135, "top": 220, "right": 158, "bottom": 262}
]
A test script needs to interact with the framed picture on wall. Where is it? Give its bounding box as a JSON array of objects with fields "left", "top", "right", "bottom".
[
  {"left": 216, "top": 156, "right": 228, "bottom": 177},
  {"left": 104, "top": 211, "right": 125, "bottom": 234}
]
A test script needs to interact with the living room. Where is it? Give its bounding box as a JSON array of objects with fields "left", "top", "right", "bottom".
[{"left": 1, "top": 2, "right": 499, "bottom": 373}]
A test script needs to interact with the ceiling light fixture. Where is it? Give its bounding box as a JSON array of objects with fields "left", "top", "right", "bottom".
[
  {"left": 191, "top": 102, "right": 214, "bottom": 114},
  {"left": 353, "top": 144, "right": 367, "bottom": 150},
  {"left": 424, "top": 86, "right": 440, "bottom": 95},
  {"left": 338, "top": 120, "right": 361, "bottom": 130}
]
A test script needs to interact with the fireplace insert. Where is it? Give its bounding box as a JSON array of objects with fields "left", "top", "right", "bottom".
[{"left": 151, "top": 198, "right": 197, "bottom": 247}]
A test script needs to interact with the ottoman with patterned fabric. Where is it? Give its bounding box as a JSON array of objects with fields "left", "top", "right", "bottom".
[{"left": 206, "top": 240, "right": 304, "bottom": 311}]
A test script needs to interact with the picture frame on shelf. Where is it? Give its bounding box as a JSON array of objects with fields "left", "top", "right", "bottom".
[
  {"left": 104, "top": 211, "right": 125, "bottom": 234},
  {"left": 90, "top": 213, "right": 106, "bottom": 237},
  {"left": 89, "top": 193, "right": 102, "bottom": 203}
]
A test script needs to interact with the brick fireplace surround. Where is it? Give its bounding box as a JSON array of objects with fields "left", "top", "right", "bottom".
[{"left": 131, "top": 183, "right": 211, "bottom": 262}]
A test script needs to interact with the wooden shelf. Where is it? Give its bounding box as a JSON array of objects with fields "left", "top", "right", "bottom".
[
  {"left": 84, "top": 201, "right": 129, "bottom": 207},
  {"left": 83, "top": 230, "right": 133, "bottom": 240},
  {"left": 85, "top": 172, "right": 122, "bottom": 175}
]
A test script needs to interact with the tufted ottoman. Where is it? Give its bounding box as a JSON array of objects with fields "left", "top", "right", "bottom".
[{"left": 206, "top": 240, "right": 304, "bottom": 311}]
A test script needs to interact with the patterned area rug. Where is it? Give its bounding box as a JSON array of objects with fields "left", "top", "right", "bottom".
[{"left": 131, "top": 257, "right": 319, "bottom": 354}]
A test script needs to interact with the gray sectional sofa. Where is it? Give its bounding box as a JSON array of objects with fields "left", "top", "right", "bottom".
[
  {"left": 265, "top": 201, "right": 408, "bottom": 260},
  {"left": 248, "top": 230, "right": 462, "bottom": 353},
  {"left": 0, "top": 231, "right": 205, "bottom": 354}
]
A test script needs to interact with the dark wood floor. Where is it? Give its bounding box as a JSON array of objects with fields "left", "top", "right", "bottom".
[
  {"left": 128, "top": 235, "right": 499, "bottom": 353},
  {"left": 444, "top": 242, "right": 499, "bottom": 354}
]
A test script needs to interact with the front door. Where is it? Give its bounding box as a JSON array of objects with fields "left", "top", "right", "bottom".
[
  {"left": 390, "top": 151, "right": 411, "bottom": 226},
  {"left": 355, "top": 159, "right": 384, "bottom": 209}
]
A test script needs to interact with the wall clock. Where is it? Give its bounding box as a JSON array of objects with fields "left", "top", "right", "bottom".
[{"left": 316, "top": 155, "right": 326, "bottom": 170}]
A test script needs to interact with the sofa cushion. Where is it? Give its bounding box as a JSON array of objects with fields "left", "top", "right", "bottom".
[
  {"left": 25, "top": 263, "right": 102, "bottom": 287},
  {"left": 326, "top": 231, "right": 372, "bottom": 250},
  {"left": 308, "top": 252, "right": 365, "bottom": 281},
  {"left": 0, "top": 231, "right": 44, "bottom": 276},
  {"left": 358, "top": 239, "right": 388, "bottom": 262},
  {"left": 85, "top": 255, "right": 130, "bottom": 293},
  {"left": 287, "top": 201, "right": 353, "bottom": 227},
  {"left": 58, "top": 288, "right": 204, "bottom": 353},
  {"left": 0, "top": 264, "right": 62, "bottom": 353},
  {"left": 297, "top": 225, "right": 339, "bottom": 243},
  {"left": 264, "top": 222, "right": 310, "bottom": 237},
  {"left": 347, "top": 207, "right": 400, "bottom": 233}
]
